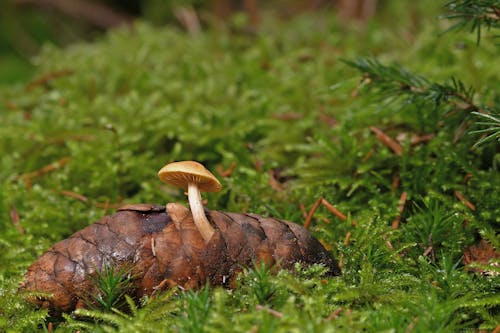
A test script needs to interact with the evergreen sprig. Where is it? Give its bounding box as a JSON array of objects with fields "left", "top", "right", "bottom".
[
  {"left": 343, "top": 58, "right": 480, "bottom": 115},
  {"left": 85, "top": 263, "right": 136, "bottom": 312},
  {"left": 442, "top": 0, "right": 500, "bottom": 44}
]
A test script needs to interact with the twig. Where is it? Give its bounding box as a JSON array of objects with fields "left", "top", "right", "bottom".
[
  {"left": 25, "top": 69, "right": 73, "bottom": 91},
  {"left": 255, "top": 305, "right": 283, "bottom": 318},
  {"left": 16, "top": 157, "right": 71, "bottom": 189},
  {"left": 391, "top": 191, "right": 408, "bottom": 229},
  {"left": 454, "top": 190, "right": 476, "bottom": 211},
  {"left": 304, "top": 198, "right": 352, "bottom": 229},
  {"left": 411, "top": 133, "right": 435, "bottom": 145},
  {"left": 370, "top": 127, "right": 403, "bottom": 156},
  {"left": 59, "top": 190, "right": 88, "bottom": 203},
  {"left": 10, "top": 206, "right": 25, "bottom": 234},
  {"left": 299, "top": 203, "right": 308, "bottom": 219},
  {"left": 174, "top": 6, "right": 201, "bottom": 35},
  {"left": 391, "top": 172, "right": 400, "bottom": 193},
  {"left": 321, "top": 198, "right": 348, "bottom": 222},
  {"left": 343, "top": 232, "right": 352, "bottom": 246},
  {"left": 361, "top": 148, "right": 374, "bottom": 162},
  {"left": 324, "top": 307, "right": 343, "bottom": 321},
  {"left": 423, "top": 246, "right": 433, "bottom": 257},
  {"left": 405, "top": 316, "right": 419, "bottom": 333},
  {"left": 304, "top": 197, "right": 325, "bottom": 229},
  {"left": 151, "top": 279, "right": 170, "bottom": 298},
  {"left": 268, "top": 169, "right": 284, "bottom": 191},
  {"left": 216, "top": 162, "right": 236, "bottom": 177}
]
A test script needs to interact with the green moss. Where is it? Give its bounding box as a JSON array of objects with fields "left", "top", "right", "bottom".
[{"left": 0, "top": 1, "right": 498, "bottom": 331}]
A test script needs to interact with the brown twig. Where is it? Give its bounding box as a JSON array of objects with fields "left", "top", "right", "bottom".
[
  {"left": 174, "top": 6, "right": 201, "bottom": 35},
  {"left": 454, "top": 190, "right": 476, "bottom": 211},
  {"left": 361, "top": 148, "right": 374, "bottom": 162},
  {"left": 25, "top": 69, "right": 73, "bottom": 91},
  {"left": 370, "top": 126, "right": 403, "bottom": 156},
  {"left": 391, "top": 191, "right": 408, "bottom": 229},
  {"left": 59, "top": 190, "right": 88, "bottom": 203},
  {"left": 321, "top": 198, "right": 348, "bottom": 222},
  {"left": 324, "top": 307, "right": 343, "bottom": 321},
  {"left": 343, "top": 232, "right": 352, "bottom": 246},
  {"left": 10, "top": 206, "right": 25, "bottom": 234},
  {"left": 304, "top": 198, "right": 352, "bottom": 229},
  {"left": 405, "top": 317, "right": 419, "bottom": 333},
  {"left": 410, "top": 133, "right": 435, "bottom": 145},
  {"left": 391, "top": 172, "right": 400, "bottom": 193},
  {"left": 304, "top": 197, "right": 323, "bottom": 229},
  {"left": 463, "top": 173, "right": 473, "bottom": 184},
  {"left": 255, "top": 305, "right": 283, "bottom": 318},
  {"left": 216, "top": 162, "right": 236, "bottom": 177},
  {"left": 16, "top": 157, "right": 71, "bottom": 188},
  {"left": 268, "top": 169, "right": 284, "bottom": 191},
  {"left": 299, "top": 203, "right": 308, "bottom": 219}
]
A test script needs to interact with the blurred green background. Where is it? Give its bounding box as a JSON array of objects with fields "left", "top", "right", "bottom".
[{"left": 1, "top": 0, "right": 431, "bottom": 86}]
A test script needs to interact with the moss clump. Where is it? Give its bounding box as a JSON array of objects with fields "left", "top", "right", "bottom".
[{"left": 0, "top": 1, "right": 498, "bottom": 331}]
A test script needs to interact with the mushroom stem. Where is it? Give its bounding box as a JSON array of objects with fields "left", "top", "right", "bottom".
[{"left": 187, "top": 182, "right": 215, "bottom": 243}]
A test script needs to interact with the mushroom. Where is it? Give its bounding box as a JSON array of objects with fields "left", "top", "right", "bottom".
[{"left": 158, "top": 161, "right": 222, "bottom": 243}]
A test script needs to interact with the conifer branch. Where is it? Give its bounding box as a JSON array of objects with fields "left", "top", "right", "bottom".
[
  {"left": 442, "top": 0, "right": 500, "bottom": 44},
  {"left": 343, "top": 58, "right": 481, "bottom": 114},
  {"left": 344, "top": 58, "right": 499, "bottom": 147}
]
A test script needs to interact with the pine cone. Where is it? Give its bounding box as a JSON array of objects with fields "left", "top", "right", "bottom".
[{"left": 20, "top": 203, "right": 340, "bottom": 314}]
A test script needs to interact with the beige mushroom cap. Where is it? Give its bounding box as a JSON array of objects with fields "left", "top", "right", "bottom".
[{"left": 158, "top": 161, "right": 222, "bottom": 192}]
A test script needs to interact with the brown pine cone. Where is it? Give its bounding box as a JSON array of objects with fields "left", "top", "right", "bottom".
[{"left": 20, "top": 203, "right": 340, "bottom": 314}]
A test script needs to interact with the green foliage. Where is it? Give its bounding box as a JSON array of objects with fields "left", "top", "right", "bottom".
[
  {"left": 471, "top": 110, "right": 500, "bottom": 147},
  {"left": 85, "top": 263, "right": 136, "bottom": 312},
  {"left": 61, "top": 291, "right": 180, "bottom": 332},
  {"left": 240, "top": 262, "right": 278, "bottom": 305},
  {"left": 0, "top": 0, "right": 499, "bottom": 332},
  {"left": 177, "top": 284, "right": 212, "bottom": 333},
  {"left": 442, "top": 0, "right": 500, "bottom": 44}
]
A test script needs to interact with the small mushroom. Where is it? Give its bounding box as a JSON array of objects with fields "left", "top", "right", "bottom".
[{"left": 158, "top": 161, "right": 222, "bottom": 243}]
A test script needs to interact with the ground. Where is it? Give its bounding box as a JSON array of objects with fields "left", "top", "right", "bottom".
[{"left": 0, "top": 1, "right": 499, "bottom": 332}]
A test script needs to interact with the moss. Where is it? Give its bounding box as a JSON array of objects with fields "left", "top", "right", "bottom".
[{"left": 0, "top": 1, "right": 498, "bottom": 331}]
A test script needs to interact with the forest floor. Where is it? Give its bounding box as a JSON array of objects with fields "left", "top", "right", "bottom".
[{"left": 0, "top": 1, "right": 499, "bottom": 332}]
